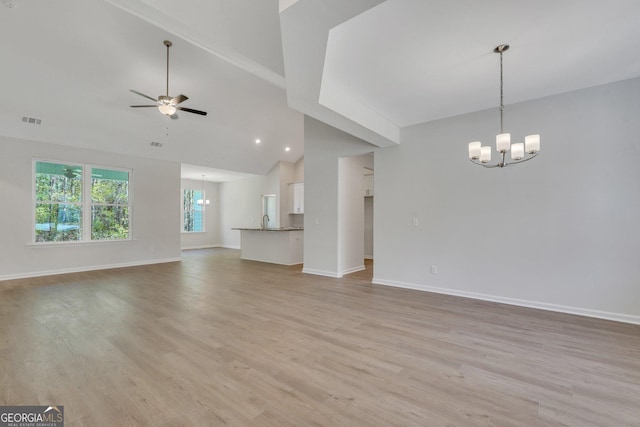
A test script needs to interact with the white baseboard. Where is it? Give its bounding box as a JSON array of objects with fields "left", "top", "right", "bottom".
[
  {"left": 303, "top": 265, "right": 365, "bottom": 278},
  {"left": 372, "top": 277, "right": 640, "bottom": 326},
  {"left": 181, "top": 244, "right": 220, "bottom": 251},
  {"left": 220, "top": 245, "right": 241, "bottom": 250},
  {"left": 303, "top": 268, "right": 342, "bottom": 278},
  {"left": 342, "top": 265, "right": 365, "bottom": 275},
  {"left": 0, "top": 257, "right": 182, "bottom": 282},
  {"left": 364, "top": 255, "right": 374, "bottom": 260},
  {"left": 180, "top": 244, "right": 239, "bottom": 251}
]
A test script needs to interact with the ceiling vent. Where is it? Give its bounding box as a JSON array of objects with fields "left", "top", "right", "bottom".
[{"left": 22, "top": 116, "right": 42, "bottom": 125}]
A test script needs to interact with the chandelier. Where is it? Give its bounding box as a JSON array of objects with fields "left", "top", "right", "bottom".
[
  {"left": 197, "top": 174, "right": 210, "bottom": 206},
  {"left": 468, "top": 44, "right": 540, "bottom": 168}
]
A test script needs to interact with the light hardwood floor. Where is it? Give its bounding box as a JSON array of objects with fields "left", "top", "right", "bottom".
[{"left": 1, "top": 249, "right": 639, "bottom": 426}]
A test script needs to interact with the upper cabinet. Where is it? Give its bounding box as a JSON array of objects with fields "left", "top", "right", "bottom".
[
  {"left": 364, "top": 173, "right": 374, "bottom": 197},
  {"left": 289, "top": 182, "right": 304, "bottom": 214}
]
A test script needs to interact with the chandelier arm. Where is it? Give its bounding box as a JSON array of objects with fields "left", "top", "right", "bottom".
[
  {"left": 505, "top": 151, "right": 540, "bottom": 166},
  {"left": 469, "top": 158, "right": 502, "bottom": 168},
  {"left": 469, "top": 152, "right": 539, "bottom": 168}
]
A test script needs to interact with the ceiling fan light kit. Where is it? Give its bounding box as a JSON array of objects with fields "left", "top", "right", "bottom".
[
  {"left": 158, "top": 103, "right": 176, "bottom": 116},
  {"left": 468, "top": 44, "right": 540, "bottom": 168},
  {"left": 130, "top": 40, "right": 207, "bottom": 119}
]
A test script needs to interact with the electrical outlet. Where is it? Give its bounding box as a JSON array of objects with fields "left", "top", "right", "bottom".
[
  {"left": 431, "top": 265, "right": 438, "bottom": 275},
  {"left": 412, "top": 216, "right": 418, "bottom": 227}
]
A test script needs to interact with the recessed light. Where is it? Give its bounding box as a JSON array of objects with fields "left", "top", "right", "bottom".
[
  {"left": 285, "top": 146, "right": 291, "bottom": 152},
  {"left": 255, "top": 139, "right": 261, "bottom": 144}
]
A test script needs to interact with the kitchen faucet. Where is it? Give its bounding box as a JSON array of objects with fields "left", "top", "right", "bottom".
[{"left": 262, "top": 214, "right": 270, "bottom": 229}]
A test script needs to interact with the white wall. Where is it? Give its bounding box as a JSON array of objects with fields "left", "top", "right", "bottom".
[
  {"left": 219, "top": 176, "right": 267, "bottom": 249},
  {"left": 364, "top": 197, "right": 373, "bottom": 259},
  {"left": 372, "top": 77, "right": 640, "bottom": 324},
  {"left": 294, "top": 157, "right": 304, "bottom": 182},
  {"left": 218, "top": 162, "right": 284, "bottom": 248},
  {"left": 180, "top": 178, "right": 221, "bottom": 250},
  {"left": 0, "top": 136, "right": 181, "bottom": 280},
  {"left": 279, "top": 161, "right": 295, "bottom": 228},
  {"left": 265, "top": 161, "right": 281, "bottom": 215},
  {"left": 303, "top": 116, "right": 374, "bottom": 277}
]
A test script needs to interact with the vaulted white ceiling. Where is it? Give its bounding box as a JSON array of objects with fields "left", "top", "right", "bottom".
[
  {"left": 0, "top": 0, "right": 302, "bottom": 177},
  {"left": 281, "top": 0, "right": 640, "bottom": 146},
  {"left": 3, "top": 0, "right": 640, "bottom": 179}
]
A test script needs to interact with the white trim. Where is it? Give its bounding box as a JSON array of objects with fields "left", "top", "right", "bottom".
[
  {"left": 220, "top": 245, "right": 241, "bottom": 250},
  {"left": 371, "top": 277, "right": 640, "bottom": 326},
  {"left": 105, "top": 0, "right": 286, "bottom": 89},
  {"left": 364, "top": 255, "right": 374, "bottom": 260},
  {"left": 33, "top": 159, "right": 133, "bottom": 243},
  {"left": 0, "top": 257, "right": 181, "bottom": 282},
  {"left": 342, "top": 265, "right": 365, "bottom": 275},
  {"left": 241, "top": 256, "right": 302, "bottom": 266},
  {"left": 27, "top": 238, "right": 137, "bottom": 248},
  {"left": 181, "top": 187, "right": 206, "bottom": 233},
  {"left": 181, "top": 244, "right": 225, "bottom": 251},
  {"left": 303, "top": 268, "right": 341, "bottom": 278}
]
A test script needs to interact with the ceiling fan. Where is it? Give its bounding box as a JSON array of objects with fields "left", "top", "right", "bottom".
[
  {"left": 63, "top": 167, "right": 81, "bottom": 179},
  {"left": 130, "top": 40, "right": 207, "bottom": 119}
]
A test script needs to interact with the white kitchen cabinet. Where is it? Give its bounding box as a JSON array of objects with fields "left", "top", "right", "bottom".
[
  {"left": 364, "top": 174, "right": 374, "bottom": 197},
  {"left": 290, "top": 182, "right": 304, "bottom": 214}
]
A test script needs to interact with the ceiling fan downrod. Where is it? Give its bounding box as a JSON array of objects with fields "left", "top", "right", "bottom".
[{"left": 164, "top": 40, "right": 172, "bottom": 97}]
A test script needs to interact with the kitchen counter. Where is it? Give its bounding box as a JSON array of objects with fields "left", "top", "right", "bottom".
[{"left": 232, "top": 228, "right": 303, "bottom": 265}]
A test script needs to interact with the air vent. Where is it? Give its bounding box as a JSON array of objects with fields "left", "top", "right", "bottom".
[
  {"left": 22, "top": 116, "right": 42, "bottom": 125},
  {"left": 150, "top": 141, "right": 163, "bottom": 148}
]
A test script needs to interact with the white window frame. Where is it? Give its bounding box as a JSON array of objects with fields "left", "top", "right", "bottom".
[
  {"left": 33, "top": 159, "right": 133, "bottom": 244},
  {"left": 181, "top": 188, "right": 206, "bottom": 233}
]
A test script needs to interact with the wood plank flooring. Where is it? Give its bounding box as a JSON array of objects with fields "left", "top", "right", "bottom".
[{"left": 1, "top": 248, "right": 639, "bottom": 426}]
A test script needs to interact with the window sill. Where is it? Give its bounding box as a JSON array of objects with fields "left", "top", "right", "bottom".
[
  {"left": 181, "top": 231, "right": 207, "bottom": 234},
  {"left": 27, "top": 239, "right": 136, "bottom": 248}
]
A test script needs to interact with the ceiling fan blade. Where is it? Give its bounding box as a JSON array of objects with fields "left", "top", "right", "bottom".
[
  {"left": 172, "top": 94, "right": 188, "bottom": 104},
  {"left": 130, "top": 105, "right": 158, "bottom": 108},
  {"left": 130, "top": 89, "right": 158, "bottom": 102},
  {"left": 177, "top": 106, "right": 207, "bottom": 116},
  {"left": 170, "top": 113, "right": 179, "bottom": 120}
]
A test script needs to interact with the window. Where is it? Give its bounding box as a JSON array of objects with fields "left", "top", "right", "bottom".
[
  {"left": 35, "top": 162, "right": 83, "bottom": 242},
  {"left": 91, "top": 168, "right": 130, "bottom": 240},
  {"left": 183, "top": 189, "right": 204, "bottom": 232},
  {"left": 34, "top": 161, "right": 131, "bottom": 243}
]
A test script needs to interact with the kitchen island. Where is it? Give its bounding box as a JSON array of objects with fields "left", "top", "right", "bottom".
[{"left": 232, "top": 228, "right": 303, "bottom": 265}]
